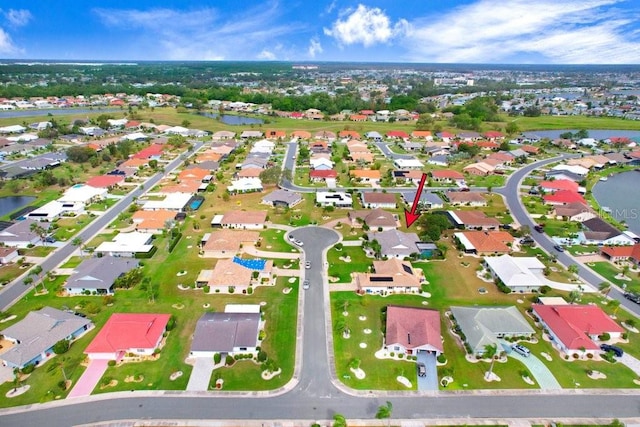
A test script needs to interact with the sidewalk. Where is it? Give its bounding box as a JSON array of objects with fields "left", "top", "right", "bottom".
[{"left": 242, "top": 245, "right": 300, "bottom": 260}]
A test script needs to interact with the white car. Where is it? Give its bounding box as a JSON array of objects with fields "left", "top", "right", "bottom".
[
  {"left": 295, "top": 239, "right": 304, "bottom": 246},
  {"left": 305, "top": 261, "right": 311, "bottom": 269},
  {"left": 303, "top": 280, "right": 310, "bottom": 290}
]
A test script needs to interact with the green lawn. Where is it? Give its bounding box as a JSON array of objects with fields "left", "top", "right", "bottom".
[
  {"left": 18, "top": 246, "right": 56, "bottom": 257},
  {"left": 589, "top": 262, "right": 640, "bottom": 294},
  {"left": 327, "top": 246, "right": 372, "bottom": 283},
  {"left": 52, "top": 215, "right": 97, "bottom": 242},
  {"left": 259, "top": 228, "right": 298, "bottom": 253},
  {"left": 465, "top": 174, "right": 506, "bottom": 188},
  {"left": 0, "top": 263, "right": 29, "bottom": 285}
]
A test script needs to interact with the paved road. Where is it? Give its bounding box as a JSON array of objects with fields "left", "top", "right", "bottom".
[
  {"left": 0, "top": 142, "right": 203, "bottom": 312},
  {"left": 373, "top": 141, "right": 413, "bottom": 160},
  {"left": 495, "top": 154, "right": 640, "bottom": 317}
]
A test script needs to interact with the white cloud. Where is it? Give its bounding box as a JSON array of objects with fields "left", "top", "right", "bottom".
[
  {"left": 308, "top": 38, "right": 323, "bottom": 58},
  {"left": 325, "top": 0, "right": 337, "bottom": 14},
  {"left": 324, "top": 4, "right": 409, "bottom": 47},
  {"left": 0, "top": 28, "right": 20, "bottom": 55},
  {"left": 94, "top": 3, "right": 302, "bottom": 60},
  {"left": 257, "top": 49, "right": 276, "bottom": 60},
  {"left": 4, "top": 9, "right": 32, "bottom": 27},
  {"left": 404, "top": 0, "right": 640, "bottom": 63}
]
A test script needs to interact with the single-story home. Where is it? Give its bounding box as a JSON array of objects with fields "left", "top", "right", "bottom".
[
  {"left": 354, "top": 258, "right": 422, "bottom": 295},
  {"left": 0, "top": 307, "right": 93, "bottom": 369},
  {"left": 190, "top": 310, "right": 262, "bottom": 357},
  {"left": 600, "top": 244, "right": 640, "bottom": 266},
  {"left": 484, "top": 255, "right": 546, "bottom": 293},
  {"left": 0, "top": 219, "right": 49, "bottom": 248},
  {"left": 201, "top": 229, "right": 261, "bottom": 258},
  {"left": 348, "top": 208, "right": 397, "bottom": 231},
  {"left": 431, "top": 169, "right": 465, "bottom": 184},
  {"left": 448, "top": 210, "right": 500, "bottom": 230},
  {"left": 196, "top": 257, "right": 272, "bottom": 291},
  {"left": 532, "top": 304, "right": 624, "bottom": 357},
  {"left": 401, "top": 191, "right": 445, "bottom": 211},
  {"left": 142, "top": 192, "right": 192, "bottom": 211},
  {"left": 84, "top": 313, "right": 170, "bottom": 360},
  {"left": 394, "top": 158, "right": 424, "bottom": 169},
  {"left": 454, "top": 231, "right": 515, "bottom": 255},
  {"left": 446, "top": 191, "right": 487, "bottom": 207},
  {"left": 384, "top": 305, "right": 443, "bottom": 356},
  {"left": 132, "top": 209, "right": 177, "bottom": 234},
  {"left": 64, "top": 256, "right": 139, "bottom": 296},
  {"left": 449, "top": 306, "right": 534, "bottom": 356},
  {"left": 261, "top": 189, "right": 303, "bottom": 208},
  {"left": 367, "top": 229, "right": 420, "bottom": 259},
  {"left": 361, "top": 192, "right": 397, "bottom": 209},
  {"left": 94, "top": 231, "right": 154, "bottom": 257},
  {"left": 316, "top": 191, "right": 353, "bottom": 208},
  {"left": 0, "top": 246, "right": 19, "bottom": 264},
  {"left": 216, "top": 210, "right": 267, "bottom": 230}
]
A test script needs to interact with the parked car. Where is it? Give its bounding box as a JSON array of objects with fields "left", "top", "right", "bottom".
[
  {"left": 534, "top": 225, "right": 544, "bottom": 233},
  {"left": 305, "top": 261, "right": 311, "bottom": 269},
  {"left": 295, "top": 239, "right": 304, "bottom": 247},
  {"left": 303, "top": 280, "right": 310, "bottom": 290},
  {"left": 520, "top": 236, "right": 535, "bottom": 245},
  {"left": 553, "top": 244, "right": 565, "bottom": 252},
  {"left": 511, "top": 344, "right": 531, "bottom": 357},
  {"left": 417, "top": 362, "right": 426, "bottom": 377},
  {"left": 600, "top": 344, "right": 623, "bottom": 357},
  {"left": 624, "top": 292, "right": 640, "bottom": 304}
]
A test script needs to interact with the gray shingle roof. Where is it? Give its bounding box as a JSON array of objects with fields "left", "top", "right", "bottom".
[
  {"left": 191, "top": 312, "right": 260, "bottom": 353},
  {"left": 65, "top": 256, "right": 139, "bottom": 291},
  {"left": 0, "top": 307, "right": 92, "bottom": 367}
]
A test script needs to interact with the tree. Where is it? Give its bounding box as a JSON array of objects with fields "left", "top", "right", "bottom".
[
  {"left": 72, "top": 237, "right": 84, "bottom": 257},
  {"left": 568, "top": 264, "right": 579, "bottom": 275},
  {"left": 599, "top": 282, "right": 611, "bottom": 296},
  {"left": 609, "top": 299, "right": 621, "bottom": 317},
  {"left": 30, "top": 222, "right": 47, "bottom": 245},
  {"left": 259, "top": 166, "right": 283, "bottom": 185},
  {"left": 332, "top": 414, "right": 348, "bottom": 427},
  {"left": 52, "top": 339, "right": 70, "bottom": 354},
  {"left": 505, "top": 121, "right": 520, "bottom": 136},
  {"left": 568, "top": 289, "right": 581, "bottom": 304},
  {"left": 23, "top": 276, "right": 33, "bottom": 290},
  {"left": 483, "top": 344, "right": 498, "bottom": 379},
  {"left": 376, "top": 401, "right": 393, "bottom": 426}
]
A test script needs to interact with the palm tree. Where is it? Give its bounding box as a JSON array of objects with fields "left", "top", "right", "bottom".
[
  {"left": 609, "top": 299, "right": 621, "bottom": 317},
  {"left": 599, "top": 282, "right": 611, "bottom": 296},
  {"left": 30, "top": 222, "right": 47, "bottom": 245},
  {"left": 568, "top": 289, "right": 581, "bottom": 304},
  {"left": 483, "top": 344, "right": 498, "bottom": 379},
  {"left": 72, "top": 237, "right": 84, "bottom": 257},
  {"left": 376, "top": 401, "right": 393, "bottom": 426}
]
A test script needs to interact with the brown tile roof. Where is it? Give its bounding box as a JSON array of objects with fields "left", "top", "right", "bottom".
[
  {"left": 362, "top": 192, "right": 396, "bottom": 205},
  {"left": 203, "top": 229, "right": 260, "bottom": 253},
  {"left": 385, "top": 305, "right": 443, "bottom": 352},
  {"left": 456, "top": 230, "right": 514, "bottom": 253},
  {"left": 446, "top": 191, "right": 486, "bottom": 204},
  {"left": 221, "top": 210, "right": 267, "bottom": 226},
  {"left": 132, "top": 209, "right": 176, "bottom": 231},
  {"left": 451, "top": 210, "right": 500, "bottom": 227},
  {"left": 350, "top": 169, "right": 381, "bottom": 179}
]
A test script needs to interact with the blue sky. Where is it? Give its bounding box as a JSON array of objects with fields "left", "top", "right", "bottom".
[{"left": 1, "top": 0, "right": 640, "bottom": 63}]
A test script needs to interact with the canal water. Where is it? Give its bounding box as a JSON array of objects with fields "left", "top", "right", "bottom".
[
  {"left": 592, "top": 171, "right": 640, "bottom": 235},
  {"left": 0, "top": 196, "right": 36, "bottom": 218}
]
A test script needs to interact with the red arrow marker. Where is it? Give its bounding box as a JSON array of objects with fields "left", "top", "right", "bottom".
[{"left": 404, "top": 172, "right": 428, "bottom": 228}]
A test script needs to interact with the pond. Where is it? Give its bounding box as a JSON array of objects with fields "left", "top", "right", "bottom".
[
  {"left": 198, "top": 112, "right": 264, "bottom": 126},
  {"left": 0, "top": 196, "right": 36, "bottom": 218},
  {"left": 592, "top": 171, "right": 640, "bottom": 235}
]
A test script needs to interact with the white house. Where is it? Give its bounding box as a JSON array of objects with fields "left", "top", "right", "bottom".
[
  {"left": 316, "top": 191, "right": 353, "bottom": 208},
  {"left": 94, "top": 232, "right": 155, "bottom": 257},
  {"left": 484, "top": 255, "right": 546, "bottom": 293},
  {"left": 227, "top": 177, "right": 263, "bottom": 194},
  {"left": 394, "top": 158, "right": 424, "bottom": 169}
]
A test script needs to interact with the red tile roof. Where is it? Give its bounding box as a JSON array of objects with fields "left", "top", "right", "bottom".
[
  {"left": 483, "top": 131, "right": 504, "bottom": 138},
  {"left": 431, "top": 169, "right": 465, "bottom": 180},
  {"left": 132, "top": 144, "right": 165, "bottom": 159},
  {"left": 387, "top": 130, "right": 410, "bottom": 139},
  {"left": 540, "top": 179, "right": 579, "bottom": 192},
  {"left": 309, "top": 169, "right": 338, "bottom": 179},
  {"left": 533, "top": 304, "right": 623, "bottom": 351},
  {"left": 85, "top": 313, "right": 170, "bottom": 354},
  {"left": 385, "top": 305, "right": 443, "bottom": 352},
  {"left": 543, "top": 190, "right": 586, "bottom": 205},
  {"left": 86, "top": 175, "right": 124, "bottom": 188},
  {"left": 601, "top": 244, "right": 640, "bottom": 262}
]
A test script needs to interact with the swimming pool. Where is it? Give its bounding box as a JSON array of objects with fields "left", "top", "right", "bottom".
[{"left": 190, "top": 199, "right": 203, "bottom": 210}]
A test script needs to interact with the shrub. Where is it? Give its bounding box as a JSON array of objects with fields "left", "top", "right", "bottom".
[
  {"left": 58, "top": 380, "right": 68, "bottom": 391},
  {"left": 108, "top": 360, "right": 116, "bottom": 367},
  {"left": 228, "top": 286, "right": 235, "bottom": 294},
  {"left": 257, "top": 350, "right": 268, "bottom": 362},
  {"left": 389, "top": 352, "right": 395, "bottom": 357},
  {"left": 203, "top": 285, "right": 210, "bottom": 294},
  {"left": 258, "top": 330, "right": 266, "bottom": 340},
  {"left": 437, "top": 354, "right": 447, "bottom": 364},
  {"left": 587, "top": 353, "right": 594, "bottom": 359},
  {"left": 247, "top": 286, "right": 253, "bottom": 295},
  {"left": 214, "top": 353, "right": 221, "bottom": 364},
  {"left": 225, "top": 355, "right": 234, "bottom": 366},
  {"left": 21, "top": 364, "right": 35, "bottom": 374},
  {"left": 599, "top": 332, "right": 611, "bottom": 341},
  {"left": 52, "top": 339, "right": 70, "bottom": 355},
  {"left": 166, "top": 315, "right": 176, "bottom": 331}
]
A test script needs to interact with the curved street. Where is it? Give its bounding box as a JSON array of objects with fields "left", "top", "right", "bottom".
[{"left": 3, "top": 152, "right": 640, "bottom": 425}]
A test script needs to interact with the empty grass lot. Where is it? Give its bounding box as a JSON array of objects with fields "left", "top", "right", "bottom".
[
  {"left": 327, "top": 246, "right": 372, "bottom": 283},
  {"left": 589, "top": 261, "right": 640, "bottom": 294}
]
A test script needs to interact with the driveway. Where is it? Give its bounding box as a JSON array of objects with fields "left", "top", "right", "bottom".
[
  {"left": 618, "top": 352, "right": 640, "bottom": 376},
  {"left": 67, "top": 358, "right": 109, "bottom": 398},
  {"left": 186, "top": 357, "right": 215, "bottom": 391},
  {"left": 416, "top": 351, "right": 438, "bottom": 391},
  {"left": 507, "top": 349, "right": 561, "bottom": 390}
]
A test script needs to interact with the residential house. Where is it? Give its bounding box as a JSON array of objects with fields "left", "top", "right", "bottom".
[
  {"left": 361, "top": 192, "right": 397, "bottom": 209},
  {"left": 310, "top": 169, "right": 338, "bottom": 183},
  {"left": 354, "top": 258, "right": 423, "bottom": 295},
  {"left": 539, "top": 179, "right": 580, "bottom": 193},
  {"left": 309, "top": 156, "right": 334, "bottom": 170},
  {"left": 401, "top": 191, "right": 445, "bottom": 211},
  {"left": 196, "top": 257, "right": 272, "bottom": 291},
  {"left": 211, "top": 130, "right": 236, "bottom": 141},
  {"left": 64, "top": 256, "right": 139, "bottom": 296},
  {"left": 578, "top": 217, "right": 635, "bottom": 246},
  {"left": 448, "top": 210, "right": 500, "bottom": 230},
  {"left": 261, "top": 189, "right": 303, "bottom": 208},
  {"left": 454, "top": 231, "right": 515, "bottom": 255},
  {"left": 350, "top": 169, "right": 381, "bottom": 185},
  {"left": 132, "top": 209, "right": 177, "bottom": 234},
  {"left": 543, "top": 190, "right": 587, "bottom": 206},
  {"left": 449, "top": 306, "right": 534, "bottom": 356},
  {"left": 463, "top": 162, "right": 495, "bottom": 176},
  {"left": 240, "top": 130, "right": 263, "bottom": 139},
  {"left": 446, "top": 191, "right": 487, "bottom": 207},
  {"left": 348, "top": 208, "right": 397, "bottom": 231},
  {"left": 431, "top": 170, "right": 465, "bottom": 185},
  {"left": 532, "top": 304, "right": 624, "bottom": 358},
  {"left": 384, "top": 305, "right": 443, "bottom": 356},
  {"left": 0, "top": 307, "right": 93, "bottom": 369},
  {"left": 291, "top": 130, "right": 312, "bottom": 140},
  {"left": 142, "top": 192, "right": 192, "bottom": 211},
  {"left": 190, "top": 310, "right": 262, "bottom": 357},
  {"left": 0, "top": 246, "right": 18, "bottom": 264},
  {"left": 601, "top": 244, "right": 640, "bottom": 266},
  {"left": 86, "top": 175, "right": 124, "bottom": 189},
  {"left": 227, "top": 177, "right": 263, "bottom": 194},
  {"left": 411, "top": 130, "right": 433, "bottom": 140},
  {"left": 84, "top": 313, "right": 170, "bottom": 360},
  {"left": 484, "top": 254, "right": 546, "bottom": 293},
  {"left": 94, "top": 231, "right": 155, "bottom": 257},
  {"left": 316, "top": 191, "right": 352, "bottom": 208},
  {"left": 394, "top": 158, "right": 424, "bottom": 169},
  {"left": 217, "top": 210, "right": 267, "bottom": 230},
  {"left": 393, "top": 170, "right": 423, "bottom": 185},
  {"left": 427, "top": 155, "right": 449, "bottom": 167},
  {"left": 201, "top": 229, "right": 260, "bottom": 258},
  {"left": 367, "top": 229, "right": 420, "bottom": 259},
  {"left": 552, "top": 202, "right": 597, "bottom": 222},
  {"left": 0, "top": 219, "right": 49, "bottom": 248}
]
